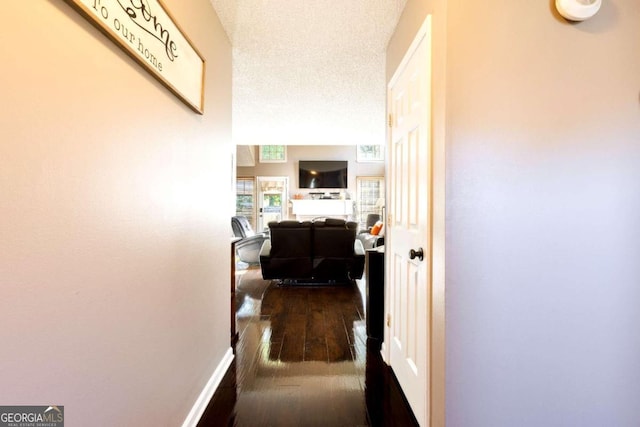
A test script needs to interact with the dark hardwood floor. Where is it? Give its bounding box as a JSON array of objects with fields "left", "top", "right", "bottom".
[{"left": 197, "top": 266, "right": 418, "bottom": 427}]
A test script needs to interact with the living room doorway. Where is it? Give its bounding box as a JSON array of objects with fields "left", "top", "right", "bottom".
[{"left": 256, "top": 176, "right": 289, "bottom": 232}]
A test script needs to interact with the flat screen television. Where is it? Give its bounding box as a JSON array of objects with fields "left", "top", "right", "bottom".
[{"left": 298, "top": 160, "right": 348, "bottom": 189}]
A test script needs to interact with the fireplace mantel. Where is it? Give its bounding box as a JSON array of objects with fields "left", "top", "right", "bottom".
[{"left": 290, "top": 199, "right": 354, "bottom": 221}]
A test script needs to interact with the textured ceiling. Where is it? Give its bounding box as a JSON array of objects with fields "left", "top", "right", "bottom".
[{"left": 209, "top": 0, "right": 407, "bottom": 145}]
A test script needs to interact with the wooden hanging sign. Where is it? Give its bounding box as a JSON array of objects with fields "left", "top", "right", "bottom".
[{"left": 65, "top": 0, "right": 206, "bottom": 114}]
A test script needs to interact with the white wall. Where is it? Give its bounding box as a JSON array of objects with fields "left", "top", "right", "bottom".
[
  {"left": 388, "top": 0, "right": 640, "bottom": 425},
  {"left": 0, "top": 1, "right": 232, "bottom": 425}
]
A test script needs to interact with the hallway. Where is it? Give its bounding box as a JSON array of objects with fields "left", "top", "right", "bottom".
[{"left": 197, "top": 267, "right": 418, "bottom": 426}]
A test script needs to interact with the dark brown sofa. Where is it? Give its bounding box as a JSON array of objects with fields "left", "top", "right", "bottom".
[{"left": 259, "top": 218, "right": 365, "bottom": 282}]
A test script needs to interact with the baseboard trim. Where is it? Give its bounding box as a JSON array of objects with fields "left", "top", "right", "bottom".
[{"left": 181, "top": 347, "right": 234, "bottom": 427}]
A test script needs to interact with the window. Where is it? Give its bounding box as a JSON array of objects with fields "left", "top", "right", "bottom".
[
  {"left": 259, "top": 145, "right": 287, "bottom": 163},
  {"left": 356, "top": 177, "right": 385, "bottom": 230},
  {"left": 356, "top": 145, "right": 384, "bottom": 162},
  {"left": 236, "top": 177, "right": 256, "bottom": 229}
]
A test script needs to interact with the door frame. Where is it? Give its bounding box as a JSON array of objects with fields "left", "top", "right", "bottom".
[
  {"left": 383, "top": 15, "right": 446, "bottom": 426},
  {"left": 256, "top": 176, "right": 289, "bottom": 232}
]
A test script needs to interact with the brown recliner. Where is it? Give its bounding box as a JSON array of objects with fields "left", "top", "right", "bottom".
[
  {"left": 260, "top": 220, "right": 314, "bottom": 280},
  {"left": 312, "top": 218, "right": 364, "bottom": 280}
]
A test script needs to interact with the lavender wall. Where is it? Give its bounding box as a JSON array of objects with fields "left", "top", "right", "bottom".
[
  {"left": 387, "top": 0, "right": 640, "bottom": 425},
  {"left": 446, "top": 1, "right": 640, "bottom": 425}
]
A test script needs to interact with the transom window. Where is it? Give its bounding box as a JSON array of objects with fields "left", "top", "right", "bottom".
[
  {"left": 259, "top": 145, "right": 287, "bottom": 163},
  {"left": 356, "top": 145, "right": 384, "bottom": 162}
]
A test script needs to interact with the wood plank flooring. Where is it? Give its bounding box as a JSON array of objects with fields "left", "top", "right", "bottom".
[{"left": 197, "top": 266, "right": 418, "bottom": 427}]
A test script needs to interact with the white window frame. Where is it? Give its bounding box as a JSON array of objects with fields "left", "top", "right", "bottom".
[
  {"left": 356, "top": 144, "right": 384, "bottom": 163},
  {"left": 356, "top": 176, "right": 385, "bottom": 230},
  {"left": 236, "top": 176, "right": 256, "bottom": 229},
  {"left": 259, "top": 145, "right": 287, "bottom": 163}
]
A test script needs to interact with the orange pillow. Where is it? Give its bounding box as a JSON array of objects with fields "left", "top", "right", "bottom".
[{"left": 370, "top": 221, "right": 383, "bottom": 236}]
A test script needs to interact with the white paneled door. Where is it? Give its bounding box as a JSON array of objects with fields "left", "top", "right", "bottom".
[{"left": 385, "top": 16, "right": 432, "bottom": 427}]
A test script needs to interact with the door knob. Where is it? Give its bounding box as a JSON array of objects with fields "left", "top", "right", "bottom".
[{"left": 409, "top": 248, "right": 424, "bottom": 261}]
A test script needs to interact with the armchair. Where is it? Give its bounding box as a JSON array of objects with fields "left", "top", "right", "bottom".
[
  {"left": 357, "top": 214, "right": 384, "bottom": 250},
  {"left": 231, "top": 216, "right": 269, "bottom": 264},
  {"left": 358, "top": 214, "right": 381, "bottom": 234}
]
